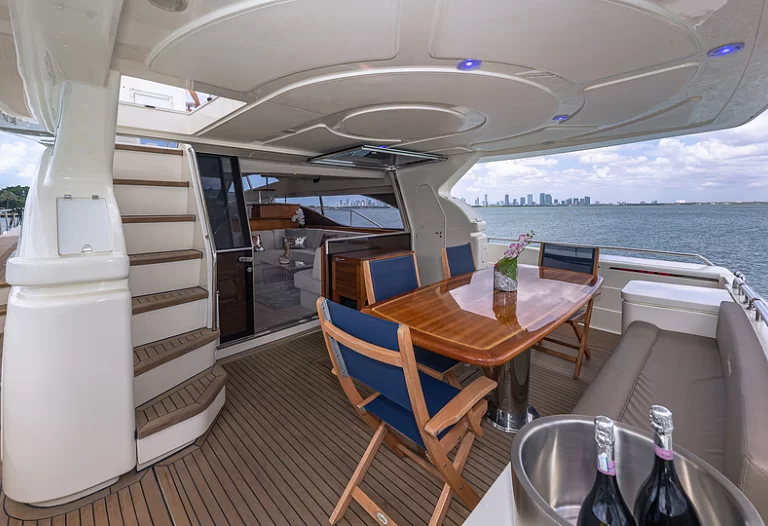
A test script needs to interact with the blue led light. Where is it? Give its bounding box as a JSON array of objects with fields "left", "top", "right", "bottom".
[
  {"left": 707, "top": 43, "right": 745, "bottom": 57},
  {"left": 456, "top": 59, "right": 482, "bottom": 71},
  {"left": 552, "top": 115, "right": 571, "bottom": 122}
]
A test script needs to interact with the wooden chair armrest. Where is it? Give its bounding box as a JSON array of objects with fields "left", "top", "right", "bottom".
[{"left": 424, "top": 377, "right": 497, "bottom": 437}]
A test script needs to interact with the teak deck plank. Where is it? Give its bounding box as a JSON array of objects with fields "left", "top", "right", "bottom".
[
  {"left": 122, "top": 215, "right": 195, "bottom": 224},
  {"left": 113, "top": 178, "right": 189, "bottom": 188},
  {"left": 0, "top": 327, "right": 614, "bottom": 525},
  {"left": 129, "top": 250, "right": 202, "bottom": 267},
  {"left": 115, "top": 144, "right": 183, "bottom": 156},
  {"left": 131, "top": 287, "right": 208, "bottom": 315}
]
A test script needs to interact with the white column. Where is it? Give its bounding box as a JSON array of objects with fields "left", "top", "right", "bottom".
[{"left": 2, "top": 71, "right": 136, "bottom": 506}]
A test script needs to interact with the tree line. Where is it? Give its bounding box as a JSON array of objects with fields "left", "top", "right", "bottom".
[{"left": 0, "top": 186, "right": 28, "bottom": 211}]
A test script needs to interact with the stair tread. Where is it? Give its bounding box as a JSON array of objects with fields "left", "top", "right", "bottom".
[
  {"left": 0, "top": 304, "right": 5, "bottom": 316},
  {"left": 134, "top": 327, "right": 219, "bottom": 377},
  {"left": 114, "top": 178, "right": 189, "bottom": 188},
  {"left": 130, "top": 249, "right": 202, "bottom": 266},
  {"left": 132, "top": 287, "right": 208, "bottom": 315},
  {"left": 115, "top": 143, "right": 183, "bottom": 156},
  {"left": 135, "top": 364, "right": 226, "bottom": 438},
  {"left": 122, "top": 214, "right": 195, "bottom": 223}
]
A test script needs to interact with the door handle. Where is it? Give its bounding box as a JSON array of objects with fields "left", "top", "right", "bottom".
[
  {"left": 239, "top": 256, "right": 253, "bottom": 263},
  {"left": 246, "top": 267, "right": 253, "bottom": 273}
]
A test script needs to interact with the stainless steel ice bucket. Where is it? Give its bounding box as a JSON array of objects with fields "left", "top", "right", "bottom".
[{"left": 510, "top": 415, "right": 763, "bottom": 525}]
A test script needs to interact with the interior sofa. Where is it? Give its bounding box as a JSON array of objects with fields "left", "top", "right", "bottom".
[
  {"left": 573, "top": 301, "right": 768, "bottom": 519},
  {"left": 251, "top": 228, "right": 354, "bottom": 310}
]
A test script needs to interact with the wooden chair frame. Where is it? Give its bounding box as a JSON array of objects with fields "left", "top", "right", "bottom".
[
  {"left": 534, "top": 244, "right": 600, "bottom": 379},
  {"left": 440, "top": 243, "right": 476, "bottom": 280},
  {"left": 362, "top": 252, "right": 462, "bottom": 387},
  {"left": 317, "top": 298, "right": 497, "bottom": 526}
]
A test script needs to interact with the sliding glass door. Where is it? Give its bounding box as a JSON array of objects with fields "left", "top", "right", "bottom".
[{"left": 197, "top": 154, "right": 254, "bottom": 343}]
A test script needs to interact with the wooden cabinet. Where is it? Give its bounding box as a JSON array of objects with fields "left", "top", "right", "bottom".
[
  {"left": 248, "top": 203, "right": 300, "bottom": 231},
  {"left": 331, "top": 248, "right": 410, "bottom": 310}
]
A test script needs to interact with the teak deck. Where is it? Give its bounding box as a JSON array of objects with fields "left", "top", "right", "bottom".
[{"left": 0, "top": 326, "right": 617, "bottom": 525}]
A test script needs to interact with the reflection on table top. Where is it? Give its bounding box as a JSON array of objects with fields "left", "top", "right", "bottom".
[{"left": 365, "top": 265, "right": 602, "bottom": 367}]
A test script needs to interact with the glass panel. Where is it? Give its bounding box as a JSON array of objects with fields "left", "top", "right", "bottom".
[
  {"left": 217, "top": 249, "right": 255, "bottom": 343},
  {"left": 198, "top": 154, "right": 250, "bottom": 250},
  {"left": 316, "top": 195, "right": 404, "bottom": 229}
]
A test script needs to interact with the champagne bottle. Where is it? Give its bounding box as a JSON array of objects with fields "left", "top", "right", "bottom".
[
  {"left": 633, "top": 406, "right": 702, "bottom": 526},
  {"left": 578, "top": 416, "right": 637, "bottom": 526}
]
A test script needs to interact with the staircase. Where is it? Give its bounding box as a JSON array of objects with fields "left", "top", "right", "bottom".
[{"left": 113, "top": 143, "right": 225, "bottom": 469}]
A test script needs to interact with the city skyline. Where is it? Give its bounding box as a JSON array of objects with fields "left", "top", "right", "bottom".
[{"left": 462, "top": 193, "right": 596, "bottom": 207}]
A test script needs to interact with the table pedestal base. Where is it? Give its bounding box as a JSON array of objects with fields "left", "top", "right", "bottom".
[
  {"left": 486, "top": 405, "right": 539, "bottom": 433},
  {"left": 484, "top": 348, "right": 540, "bottom": 433}
]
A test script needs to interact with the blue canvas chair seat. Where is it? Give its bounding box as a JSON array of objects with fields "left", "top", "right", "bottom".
[
  {"left": 535, "top": 242, "right": 600, "bottom": 379},
  {"left": 441, "top": 242, "right": 476, "bottom": 279},
  {"left": 363, "top": 252, "right": 462, "bottom": 384},
  {"left": 361, "top": 372, "right": 460, "bottom": 448},
  {"left": 317, "top": 298, "right": 497, "bottom": 526}
]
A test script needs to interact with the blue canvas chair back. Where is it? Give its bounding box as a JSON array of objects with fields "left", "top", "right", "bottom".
[
  {"left": 539, "top": 243, "right": 598, "bottom": 275},
  {"left": 367, "top": 254, "right": 420, "bottom": 302},
  {"left": 445, "top": 243, "right": 475, "bottom": 277},
  {"left": 322, "top": 299, "right": 413, "bottom": 410}
]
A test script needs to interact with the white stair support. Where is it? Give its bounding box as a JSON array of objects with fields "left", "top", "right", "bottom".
[
  {"left": 2, "top": 71, "right": 136, "bottom": 506},
  {"left": 123, "top": 222, "right": 194, "bottom": 254},
  {"left": 136, "top": 388, "right": 225, "bottom": 470},
  {"left": 134, "top": 338, "right": 217, "bottom": 406},
  {"left": 113, "top": 150, "right": 183, "bottom": 182},
  {"left": 132, "top": 298, "right": 207, "bottom": 347},
  {"left": 114, "top": 185, "right": 187, "bottom": 215},
  {"left": 129, "top": 259, "right": 201, "bottom": 297}
]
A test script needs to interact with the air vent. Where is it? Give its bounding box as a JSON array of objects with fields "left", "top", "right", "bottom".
[
  {"left": 148, "top": 0, "right": 188, "bottom": 12},
  {"left": 309, "top": 145, "right": 444, "bottom": 171}
]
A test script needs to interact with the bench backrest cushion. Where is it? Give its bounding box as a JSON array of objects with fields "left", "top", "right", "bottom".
[{"left": 716, "top": 301, "right": 768, "bottom": 518}]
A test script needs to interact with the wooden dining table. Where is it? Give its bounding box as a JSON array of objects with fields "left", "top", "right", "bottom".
[{"left": 364, "top": 264, "right": 603, "bottom": 433}]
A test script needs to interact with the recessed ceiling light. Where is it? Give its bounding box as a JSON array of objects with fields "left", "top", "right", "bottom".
[
  {"left": 148, "top": 0, "right": 188, "bottom": 12},
  {"left": 456, "top": 59, "right": 482, "bottom": 71},
  {"left": 707, "top": 43, "right": 745, "bottom": 57},
  {"left": 552, "top": 115, "right": 571, "bottom": 122}
]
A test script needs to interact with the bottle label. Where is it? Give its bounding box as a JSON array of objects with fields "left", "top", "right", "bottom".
[
  {"left": 654, "top": 444, "right": 674, "bottom": 461},
  {"left": 597, "top": 456, "right": 616, "bottom": 476}
]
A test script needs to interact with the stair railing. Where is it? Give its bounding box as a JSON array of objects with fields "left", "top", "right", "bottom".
[{"left": 183, "top": 144, "right": 218, "bottom": 331}]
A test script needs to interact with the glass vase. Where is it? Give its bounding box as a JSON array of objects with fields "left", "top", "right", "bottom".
[{"left": 494, "top": 258, "right": 518, "bottom": 292}]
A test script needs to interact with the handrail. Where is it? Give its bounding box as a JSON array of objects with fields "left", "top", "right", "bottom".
[
  {"left": 487, "top": 237, "right": 715, "bottom": 266},
  {"left": 349, "top": 209, "right": 383, "bottom": 228},
  {"left": 184, "top": 144, "right": 218, "bottom": 331},
  {"left": 731, "top": 274, "right": 768, "bottom": 327}
]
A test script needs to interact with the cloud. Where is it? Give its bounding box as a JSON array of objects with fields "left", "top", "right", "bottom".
[
  {"left": 454, "top": 112, "right": 768, "bottom": 203},
  {"left": 0, "top": 132, "right": 45, "bottom": 187}
]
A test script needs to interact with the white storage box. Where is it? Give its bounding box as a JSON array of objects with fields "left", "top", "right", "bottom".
[{"left": 621, "top": 281, "right": 733, "bottom": 338}]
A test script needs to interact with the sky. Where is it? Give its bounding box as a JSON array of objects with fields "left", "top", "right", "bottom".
[
  {"left": 453, "top": 112, "right": 768, "bottom": 204},
  {"left": 2, "top": 110, "right": 768, "bottom": 203}
]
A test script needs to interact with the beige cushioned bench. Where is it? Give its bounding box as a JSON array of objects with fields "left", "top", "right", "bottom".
[{"left": 573, "top": 301, "right": 768, "bottom": 519}]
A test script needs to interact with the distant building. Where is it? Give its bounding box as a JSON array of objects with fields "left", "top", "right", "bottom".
[
  {"left": 585, "top": 196, "right": 591, "bottom": 205},
  {"left": 504, "top": 194, "right": 510, "bottom": 207},
  {"left": 520, "top": 196, "right": 526, "bottom": 206},
  {"left": 539, "top": 193, "right": 546, "bottom": 207},
  {"left": 652, "top": 200, "right": 658, "bottom": 205},
  {"left": 554, "top": 198, "right": 559, "bottom": 205},
  {"left": 484, "top": 194, "right": 488, "bottom": 207},
  {"left": 474, "top": 197, "right": 480, "bottom": 206},
  {"left": 527, "top": 194, "right": 534, "bottom": 206},
  {"left": 579, "top": 198, "right": 585, "bottom": 205},
  {"left": 513, "top": 198, "right": 518, "bottom": 206},
  {"left": 546, "top": 194, "right": 553, "bottom": 206}
]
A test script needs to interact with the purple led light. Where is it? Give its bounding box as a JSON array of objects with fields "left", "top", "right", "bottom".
[
  {"left": 552, "top": 115, "right": 571, "bottom": 122},
  {"left": 707, "top": 43, "right": 745, "bottom": 57},
  {"left": 456, "top": 59, "right": 482, "bottom": 71}
]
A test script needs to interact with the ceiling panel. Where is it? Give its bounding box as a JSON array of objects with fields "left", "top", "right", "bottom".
[
  {"left": 429, "top": 0, "right": 698, "bottom": 83},
  {"left": 264, "top": 125, "right": 399, "bottom": 152},
  {"left": 576, "top": 98, "right": 701, "bottom": 140},
  {"left": 147, "top": 0, "right": 400, "bottom": 92},
  {"left": 202, "top": 102, "right": 322, "bottom": 142},
  {"left": 473, "top": 126, "right": 597, "bottom": 151},
  {"left": 568, "top": 64, "right": 699, "bottom": 126}
]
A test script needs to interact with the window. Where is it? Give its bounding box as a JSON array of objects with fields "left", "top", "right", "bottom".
[{"left": 319, "top": 195, "right": 404, "bottom": 229}]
